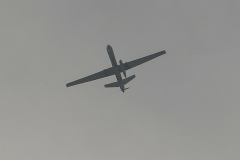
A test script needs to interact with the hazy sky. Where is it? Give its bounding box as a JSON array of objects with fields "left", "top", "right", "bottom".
[{"left": 1, "top": 1, "right": 240, "bottom": 160}]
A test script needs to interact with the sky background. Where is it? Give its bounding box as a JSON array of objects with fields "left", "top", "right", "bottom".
[{"left": 0, "top": 0, "right": 240, "bottom": 160}]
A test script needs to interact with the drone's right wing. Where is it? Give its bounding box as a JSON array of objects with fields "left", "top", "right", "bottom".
[
  {"left": 123, "top": 50, "right": 166, "bottom": 70},
  {"left": 66, "top": 67, "right": 115, "bottom": 87}
]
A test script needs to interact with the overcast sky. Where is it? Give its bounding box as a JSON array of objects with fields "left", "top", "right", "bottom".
[{"left": 0, "top": 0, "right": 240, "bottom": 160}]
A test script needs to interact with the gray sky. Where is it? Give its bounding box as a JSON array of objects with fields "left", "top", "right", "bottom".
[{"left": 1, "top": 0, "right": 240, "bottom": 159}]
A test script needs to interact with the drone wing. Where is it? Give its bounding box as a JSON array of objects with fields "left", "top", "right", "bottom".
[
  {"left": 66, "top": 67, "right": 115, "bottom": 87},
  {"left": 123, "top": 50, "right": 166, "bottom": 70}
]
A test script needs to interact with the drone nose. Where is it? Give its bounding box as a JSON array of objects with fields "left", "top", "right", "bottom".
[{"left": 107, "top": 45, "right": 112, "bottom": 51}]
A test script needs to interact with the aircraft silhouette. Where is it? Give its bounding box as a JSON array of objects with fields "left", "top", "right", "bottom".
[{"left": 66, "top": 45, "right": 166, "bottom": 92}]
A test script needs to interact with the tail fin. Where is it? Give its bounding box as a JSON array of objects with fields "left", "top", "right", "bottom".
[
  {"left": 104, "top": 75, "right": 136, "bottom": 88},
  {"left": 104, "top": 81, "right": 119, "bottom": 88},
  {"left": 122, "top": 75, "right": 135, "bottom": 85}
]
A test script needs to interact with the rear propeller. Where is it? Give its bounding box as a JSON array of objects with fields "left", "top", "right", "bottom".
[{"left": 120, "top": 87, "right": 130, "bottom": 92}]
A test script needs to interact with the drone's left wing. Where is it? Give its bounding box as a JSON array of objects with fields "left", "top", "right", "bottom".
[{"left": 66, "top": 67, "right": 115, "bottom": 87}]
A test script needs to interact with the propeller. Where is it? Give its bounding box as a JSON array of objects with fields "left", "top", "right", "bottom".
[{"left": 120, "top": 87, "right": 130, "bottom": 92}]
